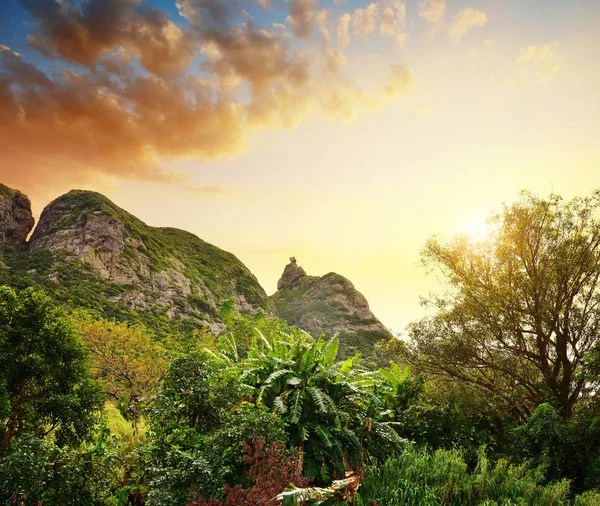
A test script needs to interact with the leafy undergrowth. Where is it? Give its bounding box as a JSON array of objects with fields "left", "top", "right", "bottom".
[
  {"left": 190, "top": 436, "right": 308, "bottom": 506},
  {"left": 354, "top": 445, "right": 596, "bottom": 506}
]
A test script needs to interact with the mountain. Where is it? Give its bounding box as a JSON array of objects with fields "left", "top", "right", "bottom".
[
  {"left": 270, "top": 258, "right": 392, "bottom": 362},
  {"left": 0, "top": 185, "right": 269, "bottom": 335},
  {"left": 0, "top": 184, "right": 393, "bottom": 360}
]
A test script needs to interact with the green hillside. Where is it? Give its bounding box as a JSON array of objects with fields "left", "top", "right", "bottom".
[{"left": 1, "top": 190, "right": 270, "bottom": 336}]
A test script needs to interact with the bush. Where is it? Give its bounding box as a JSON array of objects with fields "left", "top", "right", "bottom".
[
  {"left": 355, "top": 445, "right": 571, "bottom": 506},
  {"left": 0, "top": 435, "right": 116, "bottom": 506},
  {"left": 192, "top": 436, "right": 308, "bottom": 506}
]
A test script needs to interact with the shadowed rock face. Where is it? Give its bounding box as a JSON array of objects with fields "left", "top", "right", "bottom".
[
  {"left": 270, "top": 260, "right": 392, "bottom": 361},
  {"left": 0, "top": 184, "right": 35, "bottom": 248}
]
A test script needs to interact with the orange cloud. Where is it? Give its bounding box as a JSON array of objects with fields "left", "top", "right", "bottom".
[{"left": 0, "top": 0, "right": 415, "bottom": 194}]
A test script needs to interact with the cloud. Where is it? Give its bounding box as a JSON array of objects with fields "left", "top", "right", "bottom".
[
  {"left": 352, "top": 3, "right": 378, "bottom": 40},
  {"left": 0, "top": 45, "right": 245, "bottom": 187},
  {"left": 0, "top": 1, "right": 415, "bottom": 193},
  {"left": 380, "top": 0, "right": 407, "bottom": 45},
  {"left": 176, "top": 0, "right": 239, "bottom": 36},
  {"left": 202, "top": 22, "right": 310, "bottom": 92},
  {"left": 21, "top": 0, "right": 197, "bottom": 76},
  {"left": 516, "top": 41, "right": 565, "bottom": 82},
  {"left": 418, "top": 0, "right": 445, "bottom": 24},
  {"left": 286, "top": 0, "right": 319, "bottom": 39},
  {"left": 324, "top": 47, "right": 346, "bottom": 72},
  {"left": 315, "top": 9, "right": 330, "bottom": 42},
  {"left": 337, "top": 13, "right": 351, "bottom": 48},
  {"left": 448, "top": 7, "right": 487, "bottom": 42},
  {"left": 385, "top": 64, "right": 415, "bottom": 96}
]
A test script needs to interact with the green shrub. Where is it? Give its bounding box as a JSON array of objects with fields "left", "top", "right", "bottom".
[{"left": 355, "top": 445, "right": 571, "bottom": 506}]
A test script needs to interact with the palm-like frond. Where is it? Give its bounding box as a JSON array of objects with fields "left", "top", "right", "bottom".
[
  {"left": 274, "top": 394, "right": 289, "bottom": 414},
  {"left": 291, "top": 390, "right": 303, "bottom": 423},
  {"left": 308, "top": 386, "right": 335, "bottom": 414}
]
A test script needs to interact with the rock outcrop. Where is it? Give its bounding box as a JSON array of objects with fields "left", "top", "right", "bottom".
[
  {"left": 270, "top": 260, "right": 392, "bottom": 361},
  {"left": 0, "top": 184, "right": 34, "bottom": 248},
  {"left": 277, "top": 258, "right": 307, "bottom": 290}
]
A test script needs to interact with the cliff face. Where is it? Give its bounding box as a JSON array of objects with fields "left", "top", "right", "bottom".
[
  {"left": 3, "top": 189, "right": 269, "bottom": 335},
  {"left": 0, "top": 184, "right": 35, "bottom": 248},
  {"left": 270, "top": 260, "right": 392, "bottom": 361}
]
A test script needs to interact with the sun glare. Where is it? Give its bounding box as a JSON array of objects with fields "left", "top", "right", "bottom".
[{"left": 463, "top": 216, "right": 493, "bottom": 243}]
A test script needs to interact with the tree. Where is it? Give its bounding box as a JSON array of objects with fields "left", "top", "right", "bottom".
[
  {"left": 0, "top": 286, "right": 102, "bottom": 449},
  {"left": 72, "top": 312, "right": 168, "bottom": 422},
  {"left": 146, "top": 352, "right": 287, "bottom": 505},
  {"left": 409, "top": 191, "right": 600, "bottom": 419}
]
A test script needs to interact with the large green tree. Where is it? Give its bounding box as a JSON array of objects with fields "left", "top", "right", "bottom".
[
  {"left": 0, "top": 286, "right": 102, "bottom": 449},
  {"left": 409, "top": 191, "right": 600, "bottom": 419}
]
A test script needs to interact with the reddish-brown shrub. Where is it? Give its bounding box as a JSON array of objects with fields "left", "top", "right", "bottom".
[{"left": 190, "top": 436, "right": 308, "bottom": 506}]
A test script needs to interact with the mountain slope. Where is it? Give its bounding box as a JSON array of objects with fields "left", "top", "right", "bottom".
[
  {"left": 2, "top": 189, "right": 269, "bottom": 335},
  {"left": 270, "top": 259, "right": 392, "bottom": 362},
  {"left": 0, "top": 185, "right": 393, "bottom": 359}
]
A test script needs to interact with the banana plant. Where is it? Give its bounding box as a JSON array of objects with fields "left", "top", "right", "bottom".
[{"left": 240, "top": 327, "right": 403, "bottom": 482}]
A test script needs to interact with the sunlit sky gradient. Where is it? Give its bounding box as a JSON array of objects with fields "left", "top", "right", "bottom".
[{"left": 1, "top": 0, "right": 599, "bottom": 334}]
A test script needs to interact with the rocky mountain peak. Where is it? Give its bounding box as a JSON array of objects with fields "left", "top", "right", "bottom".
[
  {"left": 0, "top": 184, "right": 35, "bottom": 248},
  {"left": 270, "top": 261, "right": 392, "bottom": 362},
  {"left": 277, "top": 257, "right": 307, "bottom": 290}
]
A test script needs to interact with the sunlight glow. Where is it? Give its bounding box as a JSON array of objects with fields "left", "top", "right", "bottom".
[{"left": 463, "top": 216, "right": 494, "bottom": 243}]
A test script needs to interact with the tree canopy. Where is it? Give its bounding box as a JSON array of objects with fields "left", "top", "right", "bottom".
[
  {"left": 0, "top": 286, "right": 102, "bottom": 450},
  {"left": 408, "top": 191, "right": 600, "bottom": 419}
]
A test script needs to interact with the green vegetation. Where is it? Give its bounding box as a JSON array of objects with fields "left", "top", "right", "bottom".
[
  {"left": 270, "top": 272, "right": 391, "bottom": 362},
  {"left": 3, "top": 190, "right": 600, "bottom": 505},
  {"left": 0, "top": 286, "right": 102, "bottom": 450},
  {"left": 35, "top": 190, "right": 267, "bottom": 309},
  {"left": 0, "top": 184, "right": 17, "bottom": 200},
  {"left": 0, "top": 190, "right": 269, "bottom": 338}
]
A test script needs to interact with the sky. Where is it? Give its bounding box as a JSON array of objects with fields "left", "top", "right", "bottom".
[{"left": 0, "top": 0, "right": 599, "bottom": 335}]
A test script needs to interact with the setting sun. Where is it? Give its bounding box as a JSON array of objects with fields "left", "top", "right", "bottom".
[{"left": 462, "top": 216, "right": 495, "bottom": 243}]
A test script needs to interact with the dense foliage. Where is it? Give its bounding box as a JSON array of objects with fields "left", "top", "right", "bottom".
[
  {"left": 409, "top": 191, "right": 600, "bottom": 420},
  {"left": 3, "top": 190, "right": 600, "bottom": 505},
  {"left": 0, "top": 286, "right": 102, "bottom": 450}
]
